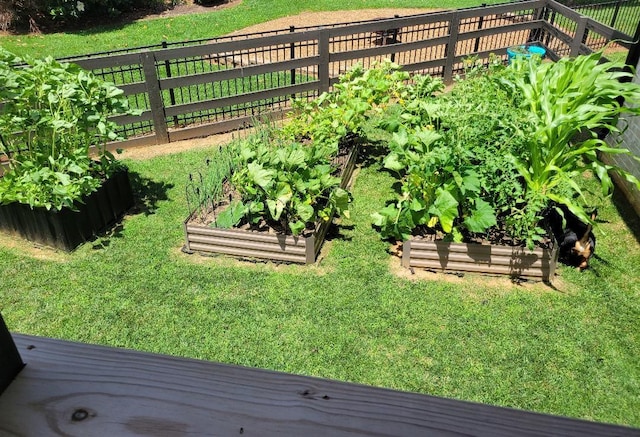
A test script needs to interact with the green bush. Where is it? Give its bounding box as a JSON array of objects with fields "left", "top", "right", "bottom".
[
  {"left": 0, "top": 49, "right": 136, "bottom": 210},
  {"left": 371, "top": 53, "right": 640, "bottom": 248},
  {"left": 6, "top": 0, "right": 169, "bottom": 31}
]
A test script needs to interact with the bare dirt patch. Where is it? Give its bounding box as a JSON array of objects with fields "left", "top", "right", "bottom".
[
  {"left": 227, "top": 8, "right": 439, "bottom": 35},
  {"left": 0, "top": 233, "right": 71, "bottom": 262},
  {"left": 144, "top": 0, "right": 243, "bottom": 20}
]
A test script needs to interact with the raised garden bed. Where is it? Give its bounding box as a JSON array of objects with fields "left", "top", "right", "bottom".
[
  {"left": 402, "top": 237, "right": 558, "bottom": 281},
  {"left": 0, "top": 169, "right": 134, "bottom": 251},
  {"left": 183, "top": 143, "right": 359, "bottom": 264}
]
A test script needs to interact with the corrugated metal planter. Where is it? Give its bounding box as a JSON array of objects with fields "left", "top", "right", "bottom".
[
  {"left": 0, "top": 168, "right": 134, "bottom": 251},
  {"left": 402, "top": 237, "right": 558, "bottom": 281},
  {"left": 183, "top": 143, "right": 359, "bottom": 264}
]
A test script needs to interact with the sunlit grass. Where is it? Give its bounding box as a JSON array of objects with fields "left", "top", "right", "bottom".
[
  {"left": 0, "top": 0, "right": 506, "bottom": 59},
  {"left": 1, "top": 140, "right": 639, "bottom": 427}
]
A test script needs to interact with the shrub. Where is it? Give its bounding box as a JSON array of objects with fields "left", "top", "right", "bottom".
[
  {"left": 372, "top": 53, "right": 640, "bottom": 248},
  {"left": 0, "top": 49, "right": 136, "bottom": 210},
  {"left": 4, "top": 0, "right": 170, "bottom": 32}
]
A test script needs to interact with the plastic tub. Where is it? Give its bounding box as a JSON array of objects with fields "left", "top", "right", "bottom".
[{"left": 507, "top": 45, "right": 547, "bottom": 64}]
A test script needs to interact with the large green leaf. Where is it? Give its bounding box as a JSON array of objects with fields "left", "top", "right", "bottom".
[
  {"left": 428, "top": 189, "right": 459, "bottom": 234},
  {"left": 247, "top": 162, "right": 274, "bottom": 188},
  {"left": 296, "top": 202, "right": 314, "bottom": 223},
  {"left": 214, "top": 201, "right": 246, "bottom": 229},
  {"left": 463, "top": 198, "right": 497, "bottom": 233},
  {"left": 331, "top": 187, "right": 350, "bottom": 218}
]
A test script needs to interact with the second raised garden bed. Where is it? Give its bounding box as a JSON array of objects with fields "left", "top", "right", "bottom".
[
  {"left": 402, "top": 237, "right": 558, "bottom": 281},
  {"left": 183, "top": 142, "right": 359, "bottom": 264},
  {"left": 0, "top": 168, "right": 134, "bottom": 251}
]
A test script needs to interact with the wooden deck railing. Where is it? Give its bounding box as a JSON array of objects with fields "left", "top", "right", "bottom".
[{"left": 1, "top": 315, "right": 639, "bottom": 436}]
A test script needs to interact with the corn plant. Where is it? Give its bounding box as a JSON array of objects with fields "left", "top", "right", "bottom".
[{"left": 502, "top": 52, "right": 640, "bottom": 241}]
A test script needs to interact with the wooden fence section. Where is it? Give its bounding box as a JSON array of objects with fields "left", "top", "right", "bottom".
[
  {"left": 2, "top": 333, "right": 640, "bottom": 436},
  {"left": 574, "top": 0, "right": 640, "bottom": 36},
  {"left": 65, "top": 0, "right": 631, "bottom": 149}
]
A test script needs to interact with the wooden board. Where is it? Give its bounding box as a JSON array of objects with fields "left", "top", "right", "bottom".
[
  {"left": 1, "top": 334, "right": 638, "bottom": 436},
  {"left": 0, "top": 316, "right": 23, "bottom": 395}
]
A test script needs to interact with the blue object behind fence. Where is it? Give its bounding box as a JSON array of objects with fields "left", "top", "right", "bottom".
[{"left": 507, "top": 45, "right": 547, "bottom": 63}]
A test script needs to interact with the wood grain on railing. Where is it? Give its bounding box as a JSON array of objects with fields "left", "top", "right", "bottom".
[{"left": 1, "top": 334, "right": 638, "bottom": 436}]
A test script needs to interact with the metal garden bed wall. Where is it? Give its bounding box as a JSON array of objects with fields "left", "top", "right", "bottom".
[{"left": 38, "top": 0, "right": 636, "bottom": 150}]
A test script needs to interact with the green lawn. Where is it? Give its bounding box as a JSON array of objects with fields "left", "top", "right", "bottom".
[
  {"left": 1, "top": 0, "right": 506, "bottom": 59},
  {"left": 1, "top": 141, "right": 639, "bottom": 428}
]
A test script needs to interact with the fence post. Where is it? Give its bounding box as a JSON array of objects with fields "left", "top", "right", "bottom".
[
  {"left": 624, "top": 19, "right": 640, "bottom": 69},
  {"left": 444, "top": 12, "right": 461, "bottom": 84},
  {"left": 162, "top": 41, "right": 179, "bottom": 129},
  {"left": 390, "top": 15, "right": 400, "bottom": 63},
  {"left": 610, "top": 0, "right": 623, "bottom": 29},
  {"left": 0, "top": 313, "right": 24, "bottom": 396},
  {"left": 474, "top": 5, "right": 486, "bottom": 53},
  {"left": 571, "top": 16, "right": 588, "bottom": 57},
  {"left": 545, "top": 10, "right": 556, "bottom": 46},
  {"left": 318, "top": 30, "right": 331, "bottom": 93},
  {"left": 290, "top": 26, "right": 296, "bottom": 99},
  {"left": 140, "top": 50, "right": 170, "bottom": 145},
  {"left": 528, "top": 3, "right": 547, "bottom": 43}
]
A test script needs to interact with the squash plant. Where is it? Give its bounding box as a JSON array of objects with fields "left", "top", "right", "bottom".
[
  {"left": 284, "top": 59, "right": 409, "bottom": 152},
  {"left": 207, "top": 61, "right": 407, "bottom": 236},
  {"left": 215, "top": 135, "right": 350, "bottom": 235},
  {"left": 372, "top": 66, "right": 510, "bottom": 242},
  {"left": 0, "top": 48, "right": 134, "bottom": 211}
]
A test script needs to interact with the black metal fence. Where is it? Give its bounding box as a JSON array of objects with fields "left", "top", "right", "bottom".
[
  {"left": 23, "top": 0, "right": 639, "bottom": 149},
  {"left": 573, "top": 0, "right": 640, "bottom": 36}
]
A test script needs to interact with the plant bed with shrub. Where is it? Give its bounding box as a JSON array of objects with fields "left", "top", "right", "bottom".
[
  {"left": 370, "top": 54, "right": 640, "bottom": 280},
  {"left": 183, "top": 136, "right": 359, "bottom": 263},
  {"left": 0, "top": 168, "right": 133, "bottom": 251},
  {"left": 0, "top": 49, "right": 136, "bottom": 250}
]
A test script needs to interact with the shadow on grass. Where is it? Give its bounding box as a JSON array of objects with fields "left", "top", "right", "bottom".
[
  {"left": 356, "top": 141, "right": 389, "bottom": 168},
  {"left": 91, "top": 171, "right": 173, "bottom": 250},
  {"left": 128, "top": 170, "right": 174, "bottom": 216},
  {"left": 611, "top": 189, "right": 640, "bottom": 245},
  {"left": 325, "top": 224, "right": 354, "bottom": 243}
]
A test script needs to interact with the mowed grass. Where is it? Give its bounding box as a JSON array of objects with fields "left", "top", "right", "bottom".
[
  {"left": 1, "top": 141, "right": 639, "bottom": 428},
  {"left": 1, "top": 0, "right": 506, "bottom": 59}
]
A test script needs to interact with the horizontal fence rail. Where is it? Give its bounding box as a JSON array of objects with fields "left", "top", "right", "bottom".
[
  {"left": 2, "top": 0, "right": 635, "bottom": 151},
  {"left": 573, "top": 0, "right": 640, "bottom": 36}
]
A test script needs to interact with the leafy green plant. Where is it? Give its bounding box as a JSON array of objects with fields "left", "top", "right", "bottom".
[
  {"left": 501, "top": 51, "right": 640, "bottom": 243},
  {"left": 370, "top": 53, "right": 640, "bottom": 249},
  {"left": 0, "top": 48, "right": 135, "bottom": 211},
  {"left": 200, "top": 62, "right": 409, "bottom": 236},
  {"left": 372, "top": 68, "right": 516, "bottom": 242},
  {"left": 220, "top": 133, "right": 350, "bottom": 235},
  {"left": 284, "top": 60, "right": 409, "bottom": 153},
  {"left": 372, "top": 128, "right": 496, "bottom": 241}
]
